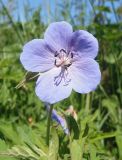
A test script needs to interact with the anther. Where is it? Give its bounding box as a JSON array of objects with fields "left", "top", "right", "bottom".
[
  {"left": 60, "top": 49, "right": 66, "bottom": 53},
  {"left": 71, "top": 52, "right": 73, "bottom": 58},
  {"left": 54, "top": 59, "right": 56, "bottom": 65},
  {"left": 64, "top": 63, "right": 72, "bottom": 68},
  {"left": 54, "top": 51, "right": 59, "bottom": 57}
]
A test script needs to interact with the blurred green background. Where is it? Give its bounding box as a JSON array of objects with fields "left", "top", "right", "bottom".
[{"left": 0, "top": 0, "right": 122, "bottom": 160}]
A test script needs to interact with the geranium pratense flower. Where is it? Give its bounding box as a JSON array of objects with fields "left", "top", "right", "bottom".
[{"left": 20, "top": 21, "right": 101, "bottom": 104}]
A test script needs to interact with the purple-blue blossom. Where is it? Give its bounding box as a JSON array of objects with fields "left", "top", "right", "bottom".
[
  {"left": 45, "top": 103, "right": 69, "bottom": 134},
  {"left": 20, "top": 21, "right": 101, "bottom": 104}
]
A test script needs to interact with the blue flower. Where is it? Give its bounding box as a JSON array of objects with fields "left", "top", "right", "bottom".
[
  {"left": 45, "top": 103, "right": 69, "bottom": 134},
  {"left": 20, "top": 21, "right": 101, "bottom": 104}
]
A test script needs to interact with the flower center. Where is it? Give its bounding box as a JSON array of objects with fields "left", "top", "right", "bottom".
[
  {"left": 54, "top": 49, "right": 73, "bottom": 86},
  {"left": 54, "top": 49, "right": 73, "bottom": 69}
]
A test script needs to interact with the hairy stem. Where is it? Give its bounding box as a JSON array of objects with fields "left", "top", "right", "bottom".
[
  {"left": 46, "top": 104, "right": 53, "bottom": 146},
  {"left": 85, "top": 93, "right": 91, "bottom": 114}
]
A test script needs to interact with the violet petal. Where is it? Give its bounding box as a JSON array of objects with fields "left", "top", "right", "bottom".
[
  {"left": 20, "top": 39, "right": 54, "bottom": 72},
  {"left": 35, "top": 68, "right": 72, "bottom": 104},
  {"left": 70, "top": 30, "right": 98, "bottom": 59},
  {"left": 70, "top": 58, "right": 101, "bottom": 93},
  {"left": 44, "top": 21, "right": 73, "bottom": 51}
]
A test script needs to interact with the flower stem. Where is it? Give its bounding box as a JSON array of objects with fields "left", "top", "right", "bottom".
[
  {"left": 46, "top": 104, "right": 53, "bottom": 146},
  {"left": 85, "top": 93, "right": 91, "bottom": 114}
]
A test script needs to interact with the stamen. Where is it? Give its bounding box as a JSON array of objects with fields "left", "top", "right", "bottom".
[
  {"left": 54, "top": 59, "right": 56, "bottom": 65},
  {"left": 54, "top": 49, "right": 73, "bottom": 68},
  {"left": 60, "top": 49, "right": 66, "bottom": 53},
  {"left": 54, "top": 49, "right": 73, "bottom": 86},
  {"left": 54, "top": 51, "right": 59, "bottom": 57},
  {"left": 71, "top": 52, "right": 73, "bottom": 58}
]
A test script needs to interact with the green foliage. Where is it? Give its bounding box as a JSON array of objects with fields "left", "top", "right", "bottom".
[
  {"left": 0, "top": 0, "right": 122, "bottom": 159},
  {"left": 48, "top": 128, "right": 59, "bottom": 160}
]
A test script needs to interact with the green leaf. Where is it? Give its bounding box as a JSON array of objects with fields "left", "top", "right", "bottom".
[
  {"left": 89, "top": 144, "right": 98, "bottom": 160},
  {"left": 0, "top": 139, "right": 16, "bottom": 160},
  {"left": 0, "top": 139, "right": 8, "bottom": 151},
  {"left": 102, "top": 95, "right": 119, "bottom": 122},
  {"left": 104, "top": 54, "right": 116, "bottom": 64},
  {"left": 90, "top": 131, "right": 119, "bottom": 143},
  {"left": 48, "top": 127, "right": 59, "bottom": 160},
  {"left": 70, "top": 140, "right": 82, "bottom": 160},
  {"left": 82, "top": 123, "right": 89, "bottom": 138},
  {"left": 0, "top": 123, "right": 22, "bottom": 144},
  {"left": 66, "top": 115, "right": 79, "bottom": 139},
  {"left": 116, "top": 134, "right": 122, "bottom": 159},
  {"left": 0, "top": 145, "right": 39, "bottom": 160}
]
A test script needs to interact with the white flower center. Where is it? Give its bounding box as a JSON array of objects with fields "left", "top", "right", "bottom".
[{"left": 54, "top": 49, "right": 73, "bottom": 68}]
